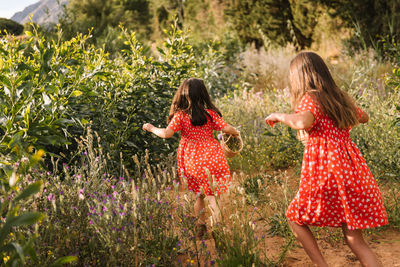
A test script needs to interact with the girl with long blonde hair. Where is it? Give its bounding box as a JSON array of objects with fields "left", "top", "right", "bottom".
[{"left": 265, "top": 52, "right": 388, "bottom": 267}]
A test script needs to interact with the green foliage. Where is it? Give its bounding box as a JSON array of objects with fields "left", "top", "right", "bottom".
[
  {"left": 319, "top": 0, "right": 400, "bottom": 53},
  {"left": 60, "top": 0, "right": 152, "bottom": 47},
  {"left": 17, "top": 132, "right": 198, "bottom": 265},
  {"left": 217, "top": 90, "right": 303, "bottom": 173},
  {"left": 0, "top": 150, "right": 45, "bottom": 266},
  {"left": 224, "top": 0, "right": 320, "bottom": 49},
  {"left": 0, "top": 29, "right": 90, "bottom": 159},
  {"left": 376, "top": 35, "right": 400, "bottom": 63},
  {"left": 0, "top": 22, "right": 233, "bottom": 170},
  {"left": 343, "top": 56, "right": 400, "bottom": 180},
  {"left": 0, "top": 18, "right": 23, "bottom": 36}
]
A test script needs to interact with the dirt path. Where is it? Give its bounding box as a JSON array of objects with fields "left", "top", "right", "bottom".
[
  {"left": 175, "top": 171, "right": 400, "bottom": 266},
  {"left": 283, "top": 230, "right": 400, "bottom": 266}
]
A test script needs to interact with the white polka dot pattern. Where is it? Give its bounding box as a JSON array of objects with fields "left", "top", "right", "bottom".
[
  {"left": 167, "top": 109, "right": 231, "bottom": 195},
  {"left": 286, "top": 94, "right": 388, "bottom": 229}
]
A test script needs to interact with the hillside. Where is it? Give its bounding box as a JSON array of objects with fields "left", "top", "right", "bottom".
[{"left": 11, "top": 0, "right": 68, "bottom": 25}]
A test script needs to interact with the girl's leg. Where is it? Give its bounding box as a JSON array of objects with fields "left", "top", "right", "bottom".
[
  {"left": 206, "top": 196, "right": 221, "bottom": 225},
  {"left": 341, "top": 225, "right": 382, "bottom": 267},
  {"left": 288, "top": 221, "right": 329, "bottom": 267},
  {"left": 194, "top": 193, "right": 206, "bottom": 224}
]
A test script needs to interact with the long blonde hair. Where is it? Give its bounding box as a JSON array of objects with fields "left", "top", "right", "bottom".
[{"left": 289, "top": 52, "right": 359, "bottom": 129}]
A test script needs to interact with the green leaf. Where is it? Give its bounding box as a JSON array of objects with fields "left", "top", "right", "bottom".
[
  {"left": 14, "top": 181, "right": 42, "bottom": 202},
  {"left": 50, "top": 256, "right": 78, "bottom": 266},
  {"left": 11, "top": 242, "right": 25, "bottom": 263},
  {"left": 0, "top": 212, "right": 44, "bottom": 244},
  {"left": 26, "top": 246, "right": 39, "bottom": 263},
  {"left": 71, "top": 90, "right": 83, "bottom": 97},
  {"left": 9, "top": 212, "right": 44, "bottom": 227},
  {"left": 0, "top": 74, "right": 12, "bottom": 88},
  {"left": 81, "top": 118, "right": 89, "bottom": 125}
]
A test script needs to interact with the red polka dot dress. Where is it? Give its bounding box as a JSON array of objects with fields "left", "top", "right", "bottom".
[
  {"left": 167, "top": 109, "right": 231, "bottom": 196},
  {"left": 286, "top": 94, "right": 388, "bottom": 229}
]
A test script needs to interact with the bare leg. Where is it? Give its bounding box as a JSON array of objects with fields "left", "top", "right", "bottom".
[
  {"left": 194, "top": 194, "right": 206, "bottom": 224},
  {"left": 342, "top": 225, "right": 382, "bottom": 267},
  {"left": 206, "top": 196, "right": 221, "bottom": 225},
  {"left": 288, "top": 221, "right": 329, "bottom": 267}
]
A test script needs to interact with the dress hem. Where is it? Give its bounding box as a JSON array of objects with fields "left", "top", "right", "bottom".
[{"left": 286, "top": 217, "right": 389, "bottom": 230}]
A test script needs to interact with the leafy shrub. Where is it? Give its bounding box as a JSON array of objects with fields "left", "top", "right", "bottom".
[
  {"left": 0, "top": 22, "right": 237, "bottom": 172},
  {"left": 0, "top": 149, "right": 77, "bottom": 266},
  {"left": 0, "top": 18, "right": 23, "bottom": 36}
]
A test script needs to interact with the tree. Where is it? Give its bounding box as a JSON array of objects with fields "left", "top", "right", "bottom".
[
  {"left": 0, "top": 18, "right": 24, "bottom": 36},
  {"left": 224, "top": 0, "right": 320, "bottom": 49},
  {"left": 60, "top": 0, "right": 152, "bottom": 43},
  {"left": 318, "top": 0, "right": 400, "bottom": 50}
]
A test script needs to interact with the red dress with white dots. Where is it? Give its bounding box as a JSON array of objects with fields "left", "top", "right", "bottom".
[
  {"left": 167, "top": 109, "right": 231, "bottom": 196},
  {"left": 286, "top": 94, "right": 388, "bottom": 229}
]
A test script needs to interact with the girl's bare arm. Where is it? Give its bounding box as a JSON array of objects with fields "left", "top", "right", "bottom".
[
  {"left": 265, "top": 111, "right": 315, "bottom": 130},
  {"left": 142, "top": 123, "right": 175, "bottom": 139}
]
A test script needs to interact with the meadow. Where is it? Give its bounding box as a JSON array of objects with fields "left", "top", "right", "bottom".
[{"left": 0, "top": 23, "right": 400, "bottom": 266}]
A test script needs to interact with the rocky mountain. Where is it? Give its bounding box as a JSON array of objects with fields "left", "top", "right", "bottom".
[{"left": 11, "top": 0, "right": 68, "bottom": 25}]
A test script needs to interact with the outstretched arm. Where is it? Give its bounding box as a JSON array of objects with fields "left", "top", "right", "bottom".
[
  {"left": 142, "top": 123, "right": 174, "bottom": 139},
  {"left": 265, "top": 111, "right": 315, "bottom": 130}
]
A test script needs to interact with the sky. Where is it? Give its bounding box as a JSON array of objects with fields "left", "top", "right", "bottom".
[{"left": 0, "top": 0, "right": 39, "bottom": 19}]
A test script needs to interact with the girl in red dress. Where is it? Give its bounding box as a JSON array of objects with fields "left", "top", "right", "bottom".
[
  {"left": 143, "top": 78, "right": 239, "bottom": 237},
  {"left": 265, "top": 52, "right": 388, "bottom": 267}
]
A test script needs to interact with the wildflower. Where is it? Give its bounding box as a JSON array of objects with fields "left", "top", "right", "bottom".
[
  {"left": 3, "top": 256, "right": 10, "bottom": 263},
  {"left": 78, "top": 189, "right": 85, "bottom": 200},
  {"left": 9, "top": 172, "right": 18, "bottom": 187},
  {"left": 47, "top": 193, "right": 55, "bottom": 202}
]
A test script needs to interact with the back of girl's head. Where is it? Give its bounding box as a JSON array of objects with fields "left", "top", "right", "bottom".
[
  {"left": 168, "top": 78, "right": 222, "bottom": 126},
  {"left": 289, "top": 51, "right": 358, "bottom": 129}
]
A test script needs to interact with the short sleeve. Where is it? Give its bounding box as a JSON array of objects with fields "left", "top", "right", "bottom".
[
  {"left": 209, "top": 110, "right": 228, "bottom": 131},
  {"left": 167, "top": 112, "right": 183, "bottom": 132},
  {"left": 296, "top": 94, "right": 321, "bottom": 130}
]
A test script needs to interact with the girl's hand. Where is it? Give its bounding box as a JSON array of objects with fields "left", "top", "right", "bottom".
[
  {"left": 142, "top": 123, "right": 154, "bottom": 132},
  {"left": 265, "top": 113, "right": 281, "bottom": 127}
]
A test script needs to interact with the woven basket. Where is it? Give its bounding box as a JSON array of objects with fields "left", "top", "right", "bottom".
[{"left": 220, "top": 132, "right": 244, "bottom": 158}]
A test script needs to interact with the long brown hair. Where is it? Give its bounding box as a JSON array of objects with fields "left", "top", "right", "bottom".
[
  {"left": 289, "top": 51, "right": 359, "bottom": 129},
  {"left": 168, "top": 78, "right": 222, "bottom": 126}
]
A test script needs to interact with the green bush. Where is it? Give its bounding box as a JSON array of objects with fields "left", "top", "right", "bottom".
[
  {"left": 0, "top": 22, "right": 236, "bottom": 172},
  {"left": 0, "top": 18, "right": 23, "bottom": 36}
]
